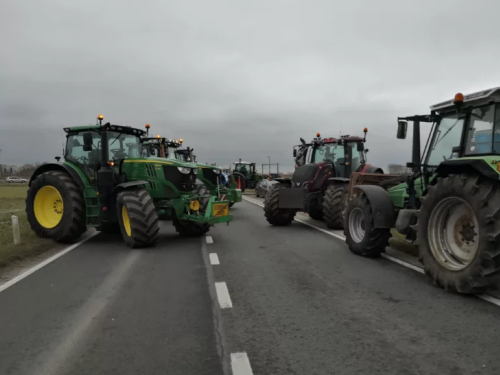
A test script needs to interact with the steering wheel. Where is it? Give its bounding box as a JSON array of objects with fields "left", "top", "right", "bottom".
[{"left": 111, "top": 149, "right": 127, "bottom": 159}]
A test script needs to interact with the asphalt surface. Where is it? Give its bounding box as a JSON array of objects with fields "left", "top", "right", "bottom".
[
  {"left": 1, "top": 200, "right": 500, "bottom": 375},
  {"left": 0, "top": 223, "right": 222, "bottom": 375}
]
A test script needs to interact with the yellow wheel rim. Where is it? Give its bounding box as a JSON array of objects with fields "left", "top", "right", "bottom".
[
  {"left": 122, "top": 205, "right": 132, "bottom": 237},
  {"left": 33, "top": 186, "right": 64, "bottom": 229}
]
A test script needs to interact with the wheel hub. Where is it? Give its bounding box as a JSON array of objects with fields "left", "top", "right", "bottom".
[{"left": 428, "top": 197, "right": 479, "bottom": 271}]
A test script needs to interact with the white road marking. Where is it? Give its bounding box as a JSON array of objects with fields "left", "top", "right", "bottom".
[
  {"left": 209, "top": 253, "right": 220, "bottom": 265},
  {"left": 206, "top": 235, "right": 214, "bottom": 244},
  {"left": 33, "top": 250, "right": 141, "bottom": 375},
  {"left": 215, "top": 281, "right": 233, "bottom": 308},
  {"left": 242, "top": 196, "right": 500, "bottom": 308},
  {"left": 231, "top": 352, "right": 254, "bottom": 375},
  {"left": 0, "top": 231, "right": 99, "bottom": 293}
]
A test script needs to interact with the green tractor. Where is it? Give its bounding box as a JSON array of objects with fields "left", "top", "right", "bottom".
[
  {"left": 26, "top": 116, "right": 232, "bottom": 248},
  {"left": 142, "top": 136, "right": 242, "bottom": 208},
  {"left": 344, "top": 88, "right": 500, "bottom": 293},
  {"left": 231, "top": 160, "right": 266, "bottom": 192}
]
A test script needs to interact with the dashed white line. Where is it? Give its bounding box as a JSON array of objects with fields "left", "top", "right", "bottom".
[
  {"left": 0, "top": 231, "right": 99, "bottom": 293},
  {"left": 209, "top": 253, "right": 220, "bottom": 265},
  {"left": 242, "top": 196, "right": 500, "bottom": 308},
  {"left": 206, "top": 235, "right": 214, "bottom": 244},
  {"left": 231, "top": 352, "right": 254, "bottom": 375},
  {"left": 215, "top": 281, "right": 233, "bottom": 308}
]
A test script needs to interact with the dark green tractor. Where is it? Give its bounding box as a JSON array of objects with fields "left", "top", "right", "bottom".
[
  {"left": 344, "top": 88, "right": 500, "bottom": 293},
  {"left": 142, "top": 136, "right": 242, "bottom": 208},
  {"left": 231, "top": 160, "right": 266, "bottom": 193},
  {"left": 26, "top": 116, "right": 232, "bottom": 248}
]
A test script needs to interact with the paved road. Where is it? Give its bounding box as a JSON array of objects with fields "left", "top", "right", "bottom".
[
  {"left": 210, "top": 200, "right": 500, "bottom": 375},
  {"left": 0, "top": 223, "right": 222, "bottom": 375},
  {"left": 1, "top": 200, "right": 500, "bottom": 375}
]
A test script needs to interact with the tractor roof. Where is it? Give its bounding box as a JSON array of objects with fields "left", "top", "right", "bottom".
[
  {"left": 234, "top": 161, "right": 252, "bottom": 164},
  {"left": 64, "top": 124, "right": 147, "bottom": 136},
  {"left": 430, "top": 87, "right": 500, "bottom": 113}
]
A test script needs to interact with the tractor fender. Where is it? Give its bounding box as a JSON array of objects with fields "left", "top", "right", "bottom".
[
  {"left": 273, "top": 177, "right": 292, "bottom": 186},
  {"left": 435, "top": 159, "right": 499, "bottom": 180},
  {"left": 29, "top": 162, "right": 87, "bottom": 190},
  {"left": 112, "top": 180, "right": 149, "bottom": 195},
  {"left": 353, "top": 185, "right": 396, "bottom": 228},
  {"left": 327, "top": 177, "right": 349, "bottom": 184},
  {"left": 360, "top": 164, "right": 384, "bottom": 174}
]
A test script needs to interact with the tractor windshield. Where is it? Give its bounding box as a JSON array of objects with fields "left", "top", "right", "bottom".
[
  {"left": 313, "top": 143, "right": 344, "bottom": 164},
  {"left": 427, "top": 114, "right": 466, "bottom": 166},
  {"left": 108, "top": 132, "right": 142, "bottom": 160},
  {"left": 235, "top": 164, "right": 250, "bottom": 175}
]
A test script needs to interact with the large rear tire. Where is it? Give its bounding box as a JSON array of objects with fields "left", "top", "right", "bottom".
[
  {"left": 264, "top": 183, "right": 295, "bottom": 226},
  {"left": 323, "top": 184, "right": 348, "bottom": 229},
  {"left": 117, "top": 189, "right": 159, "bottom": 248},
  {"left": 307, "top": 198, "right": 323, "bottom": 220},
  {"left": 418, "top": 174, "right": 500, "bottom": 293},
  {"left": 345, "top": 194, "right": 391, "bottom": 257},
  {"left": 26, "top": 171, "right": 86, "bottom": 242}
]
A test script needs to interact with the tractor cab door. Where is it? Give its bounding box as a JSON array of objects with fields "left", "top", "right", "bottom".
[
  {"left": 65, "top": 131, "right": 102, "bottom": 184},
  {"left": 249, "top": 163, "right": 256, "bottom": 178},
  {"left": 342, "top": 144, "right": 353, "bottom": 178}
]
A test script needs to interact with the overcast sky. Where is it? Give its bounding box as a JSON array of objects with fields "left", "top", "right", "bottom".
[{"left": 1, "top": 0, "right": 499, "bottom": 172}]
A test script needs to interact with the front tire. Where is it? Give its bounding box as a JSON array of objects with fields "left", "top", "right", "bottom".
[
  {"left": 345, "top": 194, "right": 391, "bottom": 257},
  {"left": 323, "top": 184, "right": 348, "bottom": 229},
  {"left": 264, "top": 183, "right": 295, "bottom": 226},
  {"left": 117, "top": 189, "right": 159, "bottom": 248},
  {"left": 418, "top": 174, "right": 500, "bottom": 293}
]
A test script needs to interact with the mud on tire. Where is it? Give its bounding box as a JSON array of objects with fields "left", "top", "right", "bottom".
[
  {"left": 323, "top": 183, "right": 348, "bottom": 229},
  {"left": 344, "top": 193, "right": 390, "bottom": 257},
  {"left": 264, "top": 183, "right": 295, "bottom": 226},
  {"left": 26, "top": 171, "right": 86, "bottom": 243},
  {"left": 418, "top": 174, "right": 500, "bottom": 293},
  {"left": 117, "top": 188, "right": 159, "bottom": 248}
]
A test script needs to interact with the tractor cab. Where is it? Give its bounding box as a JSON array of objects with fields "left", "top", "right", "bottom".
[
  {"left": 63, "top": 119, "right": 147, "bottom": 184},
  {"left": 233, "top": 161, "right": 255, "bottom": 178},
  {"left": 293, "top": 130, "right": 378, "bottom": 178}
]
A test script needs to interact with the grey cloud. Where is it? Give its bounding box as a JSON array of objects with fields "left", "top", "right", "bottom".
[{"left": 1, "top": 0, "right": 499, "bottom": 171}]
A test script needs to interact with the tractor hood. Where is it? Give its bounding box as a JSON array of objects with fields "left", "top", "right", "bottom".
[{"left": 123, "top": 157, "right": 198, "bottom": 169}]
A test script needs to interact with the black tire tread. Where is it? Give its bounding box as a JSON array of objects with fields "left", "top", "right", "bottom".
[
  {"left": 323, "top": 184, "right": 348, "bottom": 229},
  {"left": 418, "top": 174, "right": 500, "bottom": 294},
  {"left": 264, "top": 183, "right": 295, "bottom": 226},
  {"left": 345, "top": 194, "right": 391, "bottom": 257},
  {"left": 26, "top": 170, "right": 86, "bottom": 242},
  {"left": 118, "top": 189, "right": 159, "bottom": 248}
]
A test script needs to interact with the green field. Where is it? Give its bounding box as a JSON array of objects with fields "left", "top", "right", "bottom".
[{"left": 0, "top": 184, "right": 54, "bottom": 267}]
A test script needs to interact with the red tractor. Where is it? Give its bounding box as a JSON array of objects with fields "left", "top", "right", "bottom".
[{"left": 264, "top": 129, "right": 383, "bottom": 229}]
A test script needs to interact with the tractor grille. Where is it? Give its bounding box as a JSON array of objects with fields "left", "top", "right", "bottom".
[
  {"left": 292, "top": 164, "right": 320, "bottom": 185},
  {"left": 145, "top": 164, "right": 157, "bottom": 177},
  {"left": 201, "top": 168, "right": 220, "bottom": 186},
  {"left": 162, "top": 166, "right": 196, "bottom": 192}
]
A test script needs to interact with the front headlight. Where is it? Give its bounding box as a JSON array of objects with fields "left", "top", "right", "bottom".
[
  {"left": 213, "top": 169, "right": 221, "bottom": 175},
  {"left": 178, "top": 167, "right": 192, "bottom": 174}
]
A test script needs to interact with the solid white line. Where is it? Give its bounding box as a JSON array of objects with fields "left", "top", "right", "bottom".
[
  {"left": 0, "top": 231, "right": 99, "bottom": 293},
  {"left": 209, "top": 253, "right": 220, "bottom": 265},
  {"left": 242, "top": 196, "right": 500, "bottom": 308},
  {"left": 215, "top": 281, "right": 233, "bottom": 308},
  {"left": 477, "top": 294, "right": 500, "bottom": 307},
  {"left": 381, "top": 254, "right": 425, "bottom": 274},
  {"left": 231, "top": 352, "right": 254, "bottom": 375},
  {"left": 206, "top": 235, "right": 214, "bottom": 244}
]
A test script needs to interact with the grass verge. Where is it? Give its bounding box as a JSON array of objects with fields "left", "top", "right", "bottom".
[{"left": 0, "top": 185, "right": 54, "bottom": 268}]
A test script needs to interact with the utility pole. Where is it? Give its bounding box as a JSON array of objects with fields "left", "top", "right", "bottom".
[{"left": 267, "top": 156, "right": 270, "bottom": 174}]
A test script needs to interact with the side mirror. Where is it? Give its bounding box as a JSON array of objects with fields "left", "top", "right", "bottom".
[
  {"left": 356, "top": 142, "right": 364, "bottom": 152},
  {"left": 293, "top": 149, "right": 297, "bottom": 157},
  {"left": 365, "top": 149, "right": 369, "bottom": 153},
  {"left": 397, "top": 121, "right": 408, "bottom": 139},
  {"left": 83, "top": 132, "right": 93, "bottom": 147}
]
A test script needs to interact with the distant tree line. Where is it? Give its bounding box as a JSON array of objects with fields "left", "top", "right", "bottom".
[{"left": 0, "top": 163, "right": 45, "bottom": 178}]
